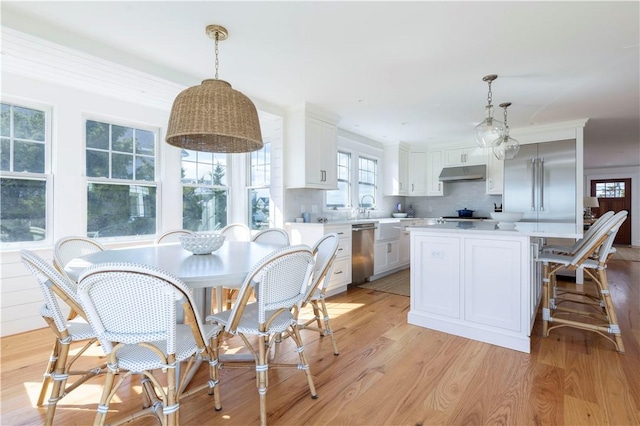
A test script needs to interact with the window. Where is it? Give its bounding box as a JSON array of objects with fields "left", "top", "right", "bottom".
[
  {"left": 86, "top": 119, "right": 157, "bottom": 238},
  {"left": 0, "top": 102, "right": 49, "bottom": 243},
  {"left": 182, "top": 150, "right": 228, "bottom": 231},
  {"left": 326, "top": 151, "right": 351, "bottom": 208},
  {"left": 595, "top": 181, "right": 625, "bottom": 198},
  {"left": 248, "top": 142, "right": 270, "bottom": 230},
  {"left": 358, "top": 157, "right": 377, "bottom": 207}
]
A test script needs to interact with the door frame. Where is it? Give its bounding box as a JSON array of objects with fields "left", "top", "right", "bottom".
[{"left": 585, "top": 166, "right": 640, "bottom": 246}]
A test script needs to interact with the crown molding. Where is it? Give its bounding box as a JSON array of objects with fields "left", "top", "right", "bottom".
[{"left": 1, "top": 27, "right": 185, "bottom": 111}]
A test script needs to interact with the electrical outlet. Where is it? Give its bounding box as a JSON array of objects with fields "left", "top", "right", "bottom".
[{"left": 431, "top": 250, "right": 444, "bottom": 258}]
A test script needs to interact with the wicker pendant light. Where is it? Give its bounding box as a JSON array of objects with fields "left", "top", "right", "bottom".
[{"left": 166, "top": 25, "right": 263, "bottom": 153}]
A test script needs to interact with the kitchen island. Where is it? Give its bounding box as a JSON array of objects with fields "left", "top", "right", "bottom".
[{"left": 408, "top": 222, "right": 582, "bottom": 353}]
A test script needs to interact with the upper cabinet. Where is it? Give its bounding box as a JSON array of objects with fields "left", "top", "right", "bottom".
[
  {"left": 383, "top": 143, "right": 410, "bottom": 196},
  {"left": 427, "top": 149, "right": 444, "bottom": 196},
  {"left": 443, "top": 146, "right": 487, "bottom": 166},
  {"left": 408, "top": 149, "right": 427, "bottom": 196},
  {"left": 285, "top": 104, "right": 340, "bottom": 189}
]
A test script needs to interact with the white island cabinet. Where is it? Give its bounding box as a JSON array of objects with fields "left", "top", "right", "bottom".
[{"left": 408, "top": 222, "right": 582, "bottom": 353}]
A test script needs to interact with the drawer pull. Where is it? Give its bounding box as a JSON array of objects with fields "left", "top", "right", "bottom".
[{"left": 334, "top": 270, "right": 343, "bottom": 275}]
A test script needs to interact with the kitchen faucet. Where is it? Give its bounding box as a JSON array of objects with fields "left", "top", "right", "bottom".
[{"left": 359, "top": 195, "right": 376, "bottom": 219}]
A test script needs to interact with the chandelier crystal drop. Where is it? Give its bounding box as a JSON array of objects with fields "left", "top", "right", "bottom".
[
  {"left": 493, "top": 102, "right": 520, "bottom": 160},
  {"left": 474, "top": 74, "right": 506, "bottom": 148}
]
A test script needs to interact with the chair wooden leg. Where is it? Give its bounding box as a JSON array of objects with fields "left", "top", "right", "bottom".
[
  {"left": 596, "top": 268, "right": 625, "bottom": 353},
  {"left": 44, "top": 336, "right": 72, "bottom": 426},
  {"left": 318, "top": 298, "right": 339, "bottom": 355},
  {"left": 289, "top": 325, "right": 318, "bottom": 399},
  {"left": 311, "top": 302, "right": 324, "bottom": 334},
  {"left": 541, "top": 261, "right": 551, "bottom": 337},
  {"left": 94, "top": 367, "right": 117, "bottom": 426},
  {"left": 37, "top": 339, "right": 60, "bottom": 407},
  {"left": 257, "top": 337, "right": 269, "bottom": 426}
]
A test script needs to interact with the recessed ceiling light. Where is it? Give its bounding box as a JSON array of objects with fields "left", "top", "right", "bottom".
[{"left": 358, "top": 99, "right": 366, "bottom": 103}]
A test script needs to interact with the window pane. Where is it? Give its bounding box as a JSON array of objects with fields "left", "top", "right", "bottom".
[
  {"left": 1, "top": 178, "right": 47, "bottom": 242},
  {"left": 14, "top": 140, "right": 45, "bottom": 173},
  {"left": 112, "top": 125, "right": 133, "bottom": 153},
  {"left": 1, "top": 138, "right": 10, "bottom": 171},
  {"left": 1, "top": 104, "right": 10, "bottom": 137},
  {"left": 135, "top": 156, "right": 155, "bottom": 181},
  {"left": 595, "top": 182, "right": 625, "bottom": 198},
  {"left": 181, "top": 160, "right": 197, "bottom": 184},
  {"left": 86, "top": 120, "right": 110, "bottom": 150},
  {"left": 13, "top": 106, "right": 45, "bottom": 141},
  {"left": 249, "top": 188, "right": 270, "bottom": 230},
  {"left": 87, "top": 150, "right": 109, "bottom": 178},
  {"left": 250, "top": 143, "right": 270, "bottom": 186},
  {"left": 88, "top": 183, "right": 156, "bottom": 237},
  {"left": 358, "top": 157, "right": 377, "bottom": 206},
  {"left": 135, "top": 129, "right": 155, "bottom": 155},
  {"left": 326, "top": 151, "right": 351, "bottom": 208},
  {"left": 183, "top": 187, "right": 227, "bottom": 231},
  {"left": 112, "top": 153, "right": 133, "bottom": 180},
  {"left": 197, "top": 162, "right": 214, "bottom": 184}
]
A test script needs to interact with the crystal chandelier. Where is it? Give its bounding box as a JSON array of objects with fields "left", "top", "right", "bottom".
[
  {"left": 493, "top": 102, "right": 520, "bottom": 160},
  {"left": 474, "top": 74, "right": 506, "bottom": 148}
]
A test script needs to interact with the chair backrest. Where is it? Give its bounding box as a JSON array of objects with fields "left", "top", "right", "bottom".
[
  {"left": 77, "top": 262, "right": 208, "bottom": 355},
  {"left": 593, "top": 210, "right": 628, "bottom": 263},
  {"left": 225, "top": 245, "right": 315, "bottom": 333},
  {"left": 54, "top": 236, "right": 105, "bottom": 274},
  {"left": 305, "top": 233, "right": 339, "bottom": 300},
  {"left": 155, "top": 229, "right": 195, "bottom": 244},
  {"left": 220, "top": 223, "right": 251, "bottom": 242},
  {"left": 571, "top": 210, "right": 628, "bottom": 266},
  {"left": 21, "top": 249, "right": 87, "bottom": 330},
  {"left": 570, "top": 210, "right": 615, "bottom": 253},
  {"left": 251, "top": 228, "right": 290, "bottom": 245}
]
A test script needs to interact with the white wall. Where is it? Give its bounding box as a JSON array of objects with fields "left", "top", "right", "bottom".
[{"left": 585, "top": 166, "right": 640, "bottom": 246}]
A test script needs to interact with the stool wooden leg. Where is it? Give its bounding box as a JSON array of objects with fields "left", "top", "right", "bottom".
[
  {"left": 542, "top": 261, "right": 551, "bottom": 337},
  {"left": 596, "top": 268, "right": 625, "bottom": 353}
]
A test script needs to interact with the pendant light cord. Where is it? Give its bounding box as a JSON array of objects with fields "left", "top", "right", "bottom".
[{"left": 214, "top": 30, "right": 220, "bottom": 80}]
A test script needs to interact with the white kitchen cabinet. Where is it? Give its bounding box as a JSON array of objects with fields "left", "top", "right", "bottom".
[
  {"left": 374, "top": 239, "right": 400, "bottom": 275},
  {"left": 286, "top": 105, "right": 339, "bottom": 189},
  {"left": 408, "top": 150, "right": 427, "bottom": 196},
  {"left": 486, "top": 149, "right": 504, "bottom": 194},
  {"left": 443, "top": 146, "right": 487, "bottom": 166},
  {"left": 409, "top": 229, "right": 532, "bottom": 352},
  {"left": 383, "top": 143, "right": 409, "bottom": 196},
  {"left": 427, "top": 149, "right": 443, "bottom": 196},
  {"left": 285, "top": 222, "right": 351, "bottom": 295}
]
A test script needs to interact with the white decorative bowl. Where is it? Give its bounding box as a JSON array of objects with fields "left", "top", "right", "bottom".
[
  {"left": 179, "top": 233, "right": 225, "bottom": 255},
  {"left": 392, "top": 213, "right": 408, "bottom": 218},
  {"left": 490, "top": 212, "right": 524, "bottom": 224}
]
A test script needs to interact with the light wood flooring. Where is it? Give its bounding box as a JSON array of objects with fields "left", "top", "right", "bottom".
[{"left": 1, "top": 257, "right": 638, "bottom": 425}]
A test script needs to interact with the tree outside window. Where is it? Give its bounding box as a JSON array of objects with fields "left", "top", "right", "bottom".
[
  {"left": 248, "top": 142, "right": 270, "bottom": 230},
  {"left": 182, "top": 150, "right": 228, "bottom": 231},
  {"left": 86, "top": 119, "right": 158, "bottom": 238},
  {"left": 0, "top": 102, "right": 48, "bottom": 243}
]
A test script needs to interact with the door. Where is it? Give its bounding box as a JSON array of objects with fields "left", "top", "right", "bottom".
[{"left": 591, "top": 178, "right": 632, "bottom": 245}]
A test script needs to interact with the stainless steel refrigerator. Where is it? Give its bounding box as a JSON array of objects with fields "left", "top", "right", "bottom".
[{"left": 503, "top": 139, "right": 576, "bottom": 222}]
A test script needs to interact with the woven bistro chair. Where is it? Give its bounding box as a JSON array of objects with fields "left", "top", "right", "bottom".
[
  {"left": 77, "top": 262, "right": 223, "bottom": 426},
  {"left": 278, "top": 233, "right": 340, "bottom": 356},
  {"left": 155, "top": 229, "right": 195, "bottom": 244},
  {"left": 219, "top": 223, "right": 251, "bottom": 242},
  {"left": 206, "top": 245, "right": 317, "bottom": 426},
  {"left": 20, "top": 249, "right": 106, "bottom": 426},
  {"left": 538, "top": 210, "right": 628, "bottom": 353},
  {"left": 250, "top": 228, "right": 290, "bottom": 245},
  {"left": 53, "top": 236, "right": 106, "bottom": 275}
]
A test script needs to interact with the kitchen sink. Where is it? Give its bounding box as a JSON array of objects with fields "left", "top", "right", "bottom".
[{"left": 377, "top": 221, "right": 402, "bottom": 240}]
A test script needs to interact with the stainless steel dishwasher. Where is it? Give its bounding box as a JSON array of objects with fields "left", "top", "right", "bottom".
[{"left": 351, "top": 222, "right": 376, "bottom": 284}]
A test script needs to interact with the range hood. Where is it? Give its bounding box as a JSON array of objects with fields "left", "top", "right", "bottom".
[{"left": 439, "top": 165, "right": 486, "bottom": 181}]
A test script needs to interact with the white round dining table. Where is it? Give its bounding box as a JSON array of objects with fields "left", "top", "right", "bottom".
[{"left": 65, "top": 240, "right": 286, "bottom": 314}]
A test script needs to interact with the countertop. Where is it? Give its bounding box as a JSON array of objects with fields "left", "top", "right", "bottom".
[
  {"left": 286, "top": 217, "right": 429, "bottom": 226},
  {"left": 409, "top": 221, "right": 582, "bottom": 239}
]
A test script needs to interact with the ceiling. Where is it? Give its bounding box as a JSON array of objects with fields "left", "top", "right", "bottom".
[{"left": 2, "top": 1, "right": 639, "bottom": 168}]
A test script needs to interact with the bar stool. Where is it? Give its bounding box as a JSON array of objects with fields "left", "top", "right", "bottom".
[{"left": 537, "top": 210, "right": 628, "bottom": 353}]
